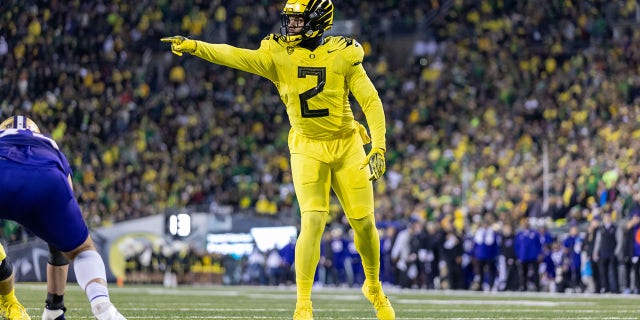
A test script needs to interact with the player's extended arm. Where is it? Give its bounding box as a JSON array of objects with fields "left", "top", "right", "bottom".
[
  {"left": 160, "top": 36, "right": 275, "bottom": 81},
  {"left": 349, "top": 62, "right": 387, "bottom": 181}
]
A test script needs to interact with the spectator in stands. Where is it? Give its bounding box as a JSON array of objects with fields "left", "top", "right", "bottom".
[
  {"left": 593, "top": 211, "right": 622, "bottom": 293},
  {"left": 316, "top": 231, "right": 333, "bottom": 286},
  {"left": 622, "top": 209, "right": 640, "bottom": 294},
  {"left": 246, "top": 247, "right": 266, "bottom": 285},
  {"left": 279, "top": 236, "right": 296, "bottom": 285},
  {"left": 547, "top": 194, "right": 569, "bottom": 221},
  {"left": 391, "top": 219, "right": 422, "bottom": 288},
  {"left": 583, "top": 217, "right": 602, "bottom": 293},
  {"left": 625, "top": 210, "right": 640, "bottom": 294},
  {"left": 265, "top": 248, "right": 284, "bottom": 285},
  {"left": 515, "top": 218, "right": 542, "bottom": 291},
  {"left": 499, "top": 222, "right": 519, "bottom": 291},
  {"left": 379, "top": 226, "right": 397, "bottom": 285},
  {"left": 561, "top": 223, "right": 584, "bottom": 292},
  {"left": 422, "top": 220, "right": 442, "bottom": 290},
  {"left": 471, "top": 216, "right": 499, "bottom": 291},
  {"left": 439, "top": 219, "right": 464, "bottom": 290},
  {"left": 346, "top": 229, "right": 365, "bottom": 287},
  {"left": 328, "top": 228, "right": 349, "bottom": 286},
  {"left": 409, "top": 219, "right": 430, "bottom": 289}
]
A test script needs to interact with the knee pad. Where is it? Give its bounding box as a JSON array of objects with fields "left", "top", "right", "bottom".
[
  {"left": 48, "top": 244, "right": 70, "bottom": 266},
  {"left": 0, "top": 259, "right": 12, "bottom": 281}
]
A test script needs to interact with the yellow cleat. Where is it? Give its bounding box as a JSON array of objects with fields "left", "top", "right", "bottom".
[
  {"left": 362, "top": 282, "right": 395, "bottom": 320},
  {"left": 3, "top": 301, "right": 30, "bottom": 320},
  {"left": 292, "top": 301, "right": 313, "bottom": 320}
]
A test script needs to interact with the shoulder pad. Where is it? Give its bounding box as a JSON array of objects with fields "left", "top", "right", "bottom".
[
  {"left": 326, "top": 36, "right": 352, "bottom": 48},
  {"left": 266, "top": 34, "right": 286, "bottom": 41},
  {"left": 342, "top": 37, "right": 364, "bottom": 66},
  {"left": 345, "top": 37, "right": 355, "bottom": 46},
  {"left": 262, "top": 34, "right": 286, "bottom": 43},
  {"left": 267, "top": 34, "right": 289, "bottom": 46},
  {"left": 260, "top": 34, "right": 286, "bottom": 51}
]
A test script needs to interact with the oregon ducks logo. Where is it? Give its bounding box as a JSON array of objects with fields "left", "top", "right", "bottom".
[{"left": 287, "top": 46, "right": 294, "bottom": 55}]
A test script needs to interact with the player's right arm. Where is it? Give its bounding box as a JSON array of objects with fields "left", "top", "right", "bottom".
[{"left": 161, "top": 36, "right": 276, "bottom": 82}]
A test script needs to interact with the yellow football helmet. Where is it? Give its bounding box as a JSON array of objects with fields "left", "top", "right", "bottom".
[
  {"left": 280, "top": 0, "right": 334, "bottom": 45},
  {"left": 0, "top": 115, "right": 40, "bottom": 133}
]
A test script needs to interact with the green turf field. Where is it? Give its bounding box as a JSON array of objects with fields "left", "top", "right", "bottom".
[{"left": 16, "top": 283, "right": 640, "bottom": 319}]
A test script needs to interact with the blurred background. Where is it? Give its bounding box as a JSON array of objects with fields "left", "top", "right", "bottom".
[{"left": 2, "top": 0, "right": 640, "bottom": 295}]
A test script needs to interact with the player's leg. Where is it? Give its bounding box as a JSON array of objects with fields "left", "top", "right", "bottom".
[
  {"left": 331, "top": 137, "right": 379, "bottom": 285},
  {"left": 331, "top": 138, "right": 395, "bottom": 320},
  {"left": 61, "top": 236, "right": 126, "bottom": 320},
  {"left": 0, "top": 243, "right": 30, "bottom": 320},
  {"left": 18, "top": 169, "right": 126, "bottom": 320},
  {"left": 290, "top": 151, "right": 331, "bottom": 320},
  {"left": 42, "top": 244, "right": 69, "bottom": 320}
]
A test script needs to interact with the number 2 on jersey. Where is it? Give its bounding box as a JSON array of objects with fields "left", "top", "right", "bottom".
[{"left": 298, "top": 67, "right": 329, "bottom": 118}]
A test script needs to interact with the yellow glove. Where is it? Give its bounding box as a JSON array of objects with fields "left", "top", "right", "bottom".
[
  {"left": 160, "top": 36, "right": 197, "bottom": 56},
  {"left": 360, "top": 147, "right": 386, "bottom": 181}
]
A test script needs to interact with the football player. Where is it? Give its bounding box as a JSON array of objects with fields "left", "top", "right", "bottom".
[
  {"left": 161, "top": 0, "right": 395, "bottom": 319},
  {"left": 0, "top": 116, "right": 127, "bottom": 320}
]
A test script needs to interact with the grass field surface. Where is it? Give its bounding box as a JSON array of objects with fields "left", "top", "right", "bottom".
[{"left": 15, "top": 283, "right": 640, "bottom": 319}]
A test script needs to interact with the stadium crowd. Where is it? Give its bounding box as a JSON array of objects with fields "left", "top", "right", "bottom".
[{"left": 2, "top": 0, "right": 640, "bottom": 293}]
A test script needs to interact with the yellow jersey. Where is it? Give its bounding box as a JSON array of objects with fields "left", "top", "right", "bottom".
[{"left": 192, "top": 35, "right": 386, "bottom": 150}]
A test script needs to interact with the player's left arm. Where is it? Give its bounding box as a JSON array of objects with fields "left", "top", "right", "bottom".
[
  {"left": 345, "top": 40, "right": 387, "bottom": 181},
  {"left": 345, "top": 41, "right": 386, "bottom": 152}
]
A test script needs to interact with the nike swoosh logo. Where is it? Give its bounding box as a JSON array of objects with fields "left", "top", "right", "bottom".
[{"left": 327, "top": 49, "right": 339, "bottom": 53}]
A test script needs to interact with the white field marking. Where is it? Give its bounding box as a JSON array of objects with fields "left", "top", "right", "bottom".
[
  {"left": 393, "top": 309, "right": 636, "bottom": 314},
  {"left": 144, "top": 288, "right": 244, "bottom": 296},
  {"left": 120, "top": 307, "right": 290, "bottom": 312},
  {"left": 25, "top": 317, "right": 637, "bottom": 320},
  {"left": 15, "top": 283, "right": 631, "bottom": 306},
  {"left": 92, "top": 307, "right": 624, "bottom": 313},
  {"left": 385, "top": 288, "right": 640, "bottom": 300},
  {"left": 19, "top": 283, "right": 638, "bottom": 301},
  {"left": 396, "top": 298, "right": 595, "bottom": 307},
  {"left": 245, "top": 293, "right": 298, "bottom": 300},
  {"left": 27, "top": 317, "right": 290, "bottom": 319},
  {"left": 241, "top": 292, "right": 599, "bottom": 307},
  {"left": 15, "top": 283, "right": 638, "bottom": 297},
  {"left": 245, "top": 292, "right": 363, "bottom": 301}
]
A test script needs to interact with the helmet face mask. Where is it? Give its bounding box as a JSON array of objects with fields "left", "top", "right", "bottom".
[
  {"left": 0, "top": 115, "right": 40, "bottom": 133},
  {"left": 280, "top": 0, "right": 334, "bottom": 45}
]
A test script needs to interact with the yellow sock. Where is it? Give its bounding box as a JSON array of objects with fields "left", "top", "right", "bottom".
[
  {"left": 349, "top": 215, "right": 381, "bottom": 288},
  {"left": 295, "top": 211, "right": 327, "bottom": 303},
  {"left": 295, "top": 279, "right": 313, "bottom": 303}
]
